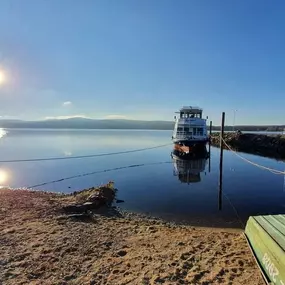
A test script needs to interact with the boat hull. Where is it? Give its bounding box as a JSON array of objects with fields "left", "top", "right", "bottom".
[{"left": 173, "top": 140, "right": 208, "bottom": 158}]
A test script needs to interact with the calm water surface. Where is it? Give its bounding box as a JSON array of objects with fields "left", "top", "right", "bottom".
[{"left": 0, "top": 129, "right": 284, "bottom": 228}]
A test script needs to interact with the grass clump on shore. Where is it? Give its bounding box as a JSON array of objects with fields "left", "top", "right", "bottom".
[{"left": 70, "top": 181, "right": 116, "bottom": 204}]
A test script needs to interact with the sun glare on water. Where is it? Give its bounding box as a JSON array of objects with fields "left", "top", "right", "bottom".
[{"left": 0, "top": 169, "right": 8, "bottom": 184}]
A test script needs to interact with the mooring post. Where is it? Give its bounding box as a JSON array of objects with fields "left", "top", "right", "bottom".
[
  {"left": 219, "top": 113, "right": 225, "bottom": 210},
  {"left": 208, "top": 120, "right": 212, "bottom": 172},
  {"left": 208, "top": 152, "right": 211, "bottom": 173},
  {"left": 209, "top": 121, "right": 212, "bottom": 151}
]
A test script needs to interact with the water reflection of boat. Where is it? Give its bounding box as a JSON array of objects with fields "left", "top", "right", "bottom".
[{"left": 171, "top": 153, "right": 208, "bottom": 184}]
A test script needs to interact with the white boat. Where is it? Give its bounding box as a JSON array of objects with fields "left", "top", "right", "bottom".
[{"left": 172, "top": 106, "right": 208, "bottom": 157}]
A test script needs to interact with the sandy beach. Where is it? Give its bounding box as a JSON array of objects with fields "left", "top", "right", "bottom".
[{"left": 0, "top": 186, "right": 264, "bottom": 285}]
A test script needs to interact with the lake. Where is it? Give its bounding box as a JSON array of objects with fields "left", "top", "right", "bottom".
[{"left": 1, "top": 128, "right": 285, "bottom": 228}]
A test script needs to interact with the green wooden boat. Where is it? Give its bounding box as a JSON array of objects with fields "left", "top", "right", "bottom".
[{"left": 245, "top": 215, "right": 285, "bottom": 285}]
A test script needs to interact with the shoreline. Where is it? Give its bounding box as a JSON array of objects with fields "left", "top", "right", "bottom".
[
  {"left": 211, "top": 131, "right": 285, "bottom": 160},
  {"left": 0, "top": 186, "right": 264, "bottom": 284}
]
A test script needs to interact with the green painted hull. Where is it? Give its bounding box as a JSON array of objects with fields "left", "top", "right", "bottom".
[{"left": 245, "top": 215, "right": 285, "bottom": 285}]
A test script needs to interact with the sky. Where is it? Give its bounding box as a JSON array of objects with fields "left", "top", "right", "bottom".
[{"left": 0, "top": 0, "right": 285, "bottom": 125}]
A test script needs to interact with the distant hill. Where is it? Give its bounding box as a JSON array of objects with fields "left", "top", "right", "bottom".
[
  {"left": 0, "top": 118, "right": 174, "bottom": 130},
  {"left": 0, "top": 118, "right": 284, "bottom": 131}
]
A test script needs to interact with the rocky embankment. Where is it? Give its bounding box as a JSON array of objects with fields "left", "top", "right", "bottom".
[
  {"left": 0, "top": 184, "right": 264, "bottom": 285},
  {"left": 211, "top": 132, "right": 285, "bottom": 160}
]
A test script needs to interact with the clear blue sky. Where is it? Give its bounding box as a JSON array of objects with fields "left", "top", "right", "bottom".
[{"left": 0, "top": 0, "right": 284, "bottom": 125}]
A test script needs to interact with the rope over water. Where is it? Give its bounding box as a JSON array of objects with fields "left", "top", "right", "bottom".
[
  {"left": 27, "top": 161, "right": 172, "bottom": 189},
  {"left": 0, "top": 143, "right": 172, "bottom": 163},
  {"left": 221, "top": 137, "right": 285, "bottom": 175}
]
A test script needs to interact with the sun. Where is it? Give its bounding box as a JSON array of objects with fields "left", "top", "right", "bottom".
[{"left": 0, "top": 70, "right": 5, "bottom": 85}]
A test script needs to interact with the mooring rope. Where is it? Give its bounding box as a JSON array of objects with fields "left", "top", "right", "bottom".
[
  {"left": 0, "top": 143, "right": 172, "bottom": 163},
  {"left": 27, "top": 161, "right": 172, "bottom": 189},
  {"left": 221, "top": 137, "right": 285, "bottom": 175},
  {"left": 222, "top": 191, "right": 245, "bottom": 228}
]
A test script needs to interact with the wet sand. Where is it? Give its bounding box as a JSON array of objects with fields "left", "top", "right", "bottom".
[{"left": 0, "top": 188, "right": 264, "bottom": 285}]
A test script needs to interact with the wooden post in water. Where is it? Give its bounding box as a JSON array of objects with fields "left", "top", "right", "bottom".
[
  {"left": 219, "top": 113, "right": 225, "bottom": 210},
  {"left": 208, "top": 152, "right": 211, "bottom": 173},
  {"left": 208, "top": 121, "right": 212, "bottom": 172}
]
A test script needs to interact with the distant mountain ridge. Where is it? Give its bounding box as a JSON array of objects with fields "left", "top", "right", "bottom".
[
  {"left": 0, "top": 118, "right": 284, "bottom": 131},
  {"left": 0, "top": 118, "right": 174, "bottom": 130}
]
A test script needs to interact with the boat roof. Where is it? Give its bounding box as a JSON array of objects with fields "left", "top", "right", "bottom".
[{"left": 176, "top": 106, "right": 203, "bottom": 113}]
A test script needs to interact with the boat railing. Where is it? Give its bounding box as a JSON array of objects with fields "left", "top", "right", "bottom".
[
  {"left": 175, "top": 131, "right": 205, "bottom": 139},
  {"left": 175, "top": 132, "right": 189, "bottom": 140}
]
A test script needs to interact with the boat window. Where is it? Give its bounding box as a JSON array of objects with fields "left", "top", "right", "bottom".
[
  {"left": 184, "top": 127, "right": 189, "bottom": 132},
  {"left": 197, "top": 128, "right": 203, "bottom": 135},
  {"left": 192, "top": 127, "right": 203, "bottom": 136},
  {"left": 177, "top": 127, "right": 183, "bottom": 131}
]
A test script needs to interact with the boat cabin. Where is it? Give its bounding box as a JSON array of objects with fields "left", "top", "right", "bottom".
[
  {"left": 172, "top": 106, "right": 208, "bottom": 143},
  {"left": 175, "top": 106, "right": 203, "bottom": 119}
]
